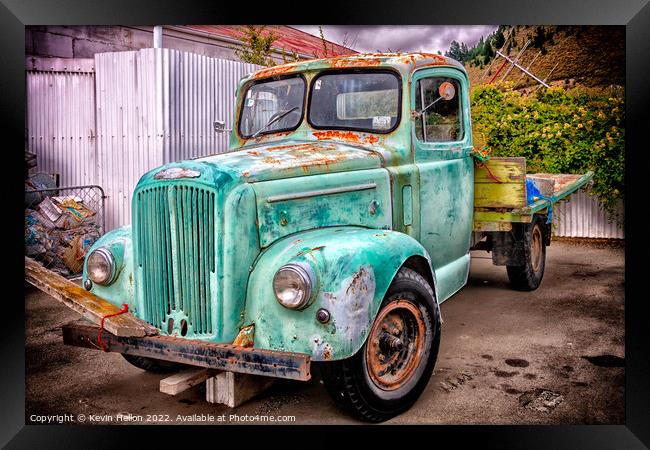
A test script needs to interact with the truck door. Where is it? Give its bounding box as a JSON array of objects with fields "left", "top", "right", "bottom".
[{"left": 411, "top": 68, "right": 473, "bottom": 302}]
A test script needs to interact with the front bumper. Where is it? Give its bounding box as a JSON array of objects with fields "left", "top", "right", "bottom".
[
  {"left": 62, "top": 321, "right": 311, "bottom": 381},
  {"left": 26, "top": 257, "right": 311, "bottom": 382}
]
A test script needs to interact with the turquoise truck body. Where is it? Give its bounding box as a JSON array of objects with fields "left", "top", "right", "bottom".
[{"left": 82, "top": 53, "right": 590, "bottom": 363}]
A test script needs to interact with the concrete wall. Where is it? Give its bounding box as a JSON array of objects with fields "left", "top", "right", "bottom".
[
  {"left": 26, "top": 26, "right": 244, "bottom": 61},
  {"left": 25, "top": 26, "right": 295, "bottom": 63}
]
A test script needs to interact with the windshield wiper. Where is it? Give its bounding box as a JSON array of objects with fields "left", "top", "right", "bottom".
[{"left": 251, "top": 106, "right": 299, "bottom": 138}]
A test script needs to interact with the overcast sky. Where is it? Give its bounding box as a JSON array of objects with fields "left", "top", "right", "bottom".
[{"left": 292, "top": 25, "right": 498, "bottom": 54}]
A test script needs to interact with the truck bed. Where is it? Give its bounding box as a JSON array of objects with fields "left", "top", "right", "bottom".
[{"left": 473, "top": 157, "right": 594, "bottom": 232}]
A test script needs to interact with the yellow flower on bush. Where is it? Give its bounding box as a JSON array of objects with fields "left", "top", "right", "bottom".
[{"left": 577, "top": 123, "right": 584, "bottom": 128}]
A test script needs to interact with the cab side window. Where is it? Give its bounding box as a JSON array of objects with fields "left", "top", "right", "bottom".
[{"left": 414, "top": 77, "right": 463, "bottom": 142}]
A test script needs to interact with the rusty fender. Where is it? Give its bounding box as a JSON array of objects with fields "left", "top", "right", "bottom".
[{"left": 243, "top": 226, "right": 438, "bottom": 362}]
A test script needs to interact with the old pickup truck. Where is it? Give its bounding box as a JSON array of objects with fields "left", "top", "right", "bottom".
[{"left": 26, "top": 52, "right": 593, "bottom": 422}]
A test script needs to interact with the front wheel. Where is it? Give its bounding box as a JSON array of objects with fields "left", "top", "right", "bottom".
[
  {"left": 320, "top": 267, "right": 440, "bottom": 422},
  {"left": 506, "top": 216, "right": 547, "bottom": 291}
]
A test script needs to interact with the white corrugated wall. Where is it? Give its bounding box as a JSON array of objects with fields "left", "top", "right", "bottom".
[
  {"left": 552, "top": 190, "right": 624, "bottom": 239},
  {"left": 26, "top": 69, "right": 96, "bottom": 186},
  {"left": 162, "top": 50, "right": 258, "bottom": 162},
  {"left": 95, "top": 50, "right": 165, "bottom": 230},
  {"left": 94, "top": 49, "right": 258, "bottom": 230}
]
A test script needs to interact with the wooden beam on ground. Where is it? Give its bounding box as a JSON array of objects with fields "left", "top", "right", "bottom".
[
  {"left": 206, "top": 372, "right": 275, "bottom": 408},
  {"left": 160, "top": 368, "right": 216, "bottom": 396},
  {"left": 25, "top": 257, "right": 157, "bottom": 337}
]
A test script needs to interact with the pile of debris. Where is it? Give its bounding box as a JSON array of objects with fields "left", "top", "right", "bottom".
[{"left": 25, "top": 174, "right": 101, "bottom": 276}]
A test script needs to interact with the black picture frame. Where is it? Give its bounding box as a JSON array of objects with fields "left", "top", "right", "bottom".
[{"left": 3, "top": 0, "right": 648, "bottom": 447}]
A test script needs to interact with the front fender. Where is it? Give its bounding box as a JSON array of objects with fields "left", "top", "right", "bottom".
[
  {"left": 82, "top": 226, "right": 137, "bottom": 312},
  {"left": 244, "top": 226, "right": 435, "bottom": 361}
]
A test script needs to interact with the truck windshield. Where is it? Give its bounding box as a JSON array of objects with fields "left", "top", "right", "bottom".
[
  {"left": 308, "top": 71, "right": 401, "bottom": 133},
  {"left": 239, "top": 75, "right": 305, "bottom": 138}
]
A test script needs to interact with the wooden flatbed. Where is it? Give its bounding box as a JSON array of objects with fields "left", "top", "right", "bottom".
[{"left": 473, "top": 157, "right": 594, "bottom": 232}]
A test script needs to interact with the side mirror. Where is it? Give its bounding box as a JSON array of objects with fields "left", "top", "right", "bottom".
[
  {"left": 438, "top": 81, "right": 456, "bottom": 101},
  {"left": 213, "top": 120, "right": 227, "bottom": 133}
]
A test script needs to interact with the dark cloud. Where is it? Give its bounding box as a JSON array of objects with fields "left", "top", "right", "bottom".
[{"left": 292, "top": 25, "right": 497, "bottom": 54}]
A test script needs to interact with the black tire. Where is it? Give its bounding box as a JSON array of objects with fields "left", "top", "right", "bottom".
[
  {"left": 122, "top": 353, "right": 183, "bottom": 374},
  {"left": 320, "top": 267, "right": 441, "bottom": 422},
  {"left": 506, "top": 216, "right": 547, "bottom": 291}
]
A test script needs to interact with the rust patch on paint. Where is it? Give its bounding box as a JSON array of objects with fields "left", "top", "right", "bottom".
[
  {"left": 252, "top": 62, "right": 303, "bottom": 79},
  {"left": 295, "top": 245, "right": 326, "bottom": 257},
  {"left": 232, "top": 324, "right": 255, "bottom": 348},
  {"left": 250, "top": 53, "right": 454, "bottom": 81},
  {"left": 346, "top": 267, "right": 371, "bottom": 296},
  {"left": 329, "top": 56, "right": 382, "bottom": 68},
  {"left": 313, "top": 130, "right": 380, "bottom": 146},
  {"left": 262, "top": 156, "right": 282, "bottom": 165}
]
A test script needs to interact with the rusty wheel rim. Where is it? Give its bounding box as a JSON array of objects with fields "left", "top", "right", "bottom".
[
  {"left": 366, "top": 299, "right": 426, "bottom": 391},
  {"left": 531, "top": 226, "right": 543, "bottom": 272}
]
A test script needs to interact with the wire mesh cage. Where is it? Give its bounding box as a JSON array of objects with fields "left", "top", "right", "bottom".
[{"left": 25, "top": 183, "right": 106, "bottom": 278}]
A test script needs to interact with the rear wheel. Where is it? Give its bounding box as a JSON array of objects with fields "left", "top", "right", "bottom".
[
  {"left": 321, "top": 267, "right": 440, "bottom": 422},
  {"left": 122, "top": 354, "right": 183, "bottom": 374},
  {"left": 507, "top": 216, "right": 547, "bottom": 291}
]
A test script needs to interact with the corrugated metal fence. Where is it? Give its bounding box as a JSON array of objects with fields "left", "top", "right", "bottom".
[
  {"left": 95, "top": 49, "right": 258, "bottom": 229},
  {"left": 27, "top": 49, "right": 623, "bottom": 238},
  {"left": 27, "top": 49, "right": 258, "bottom": 230},
  {"left": 27, "top": 63, "right": 96, "bottom": 187},
  {"left": 552, "top": 190, "right": 624, "bottom": 239}
]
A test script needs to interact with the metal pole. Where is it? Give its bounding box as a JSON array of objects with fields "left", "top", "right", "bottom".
[
  {"left": 495, "top": 50, "right": 550, "bottom": 88},
  {"left": 153, "top": 26, "right": 163, "bottom": 48},
  {"left": 515, "top": 50, "right": 542, "bottom": 86},
  {"left": 535, "top": 62, "right": 559, "bottom": 91},
  {"left": 501, "top": 39, "right": 530, "bottom": 82}
]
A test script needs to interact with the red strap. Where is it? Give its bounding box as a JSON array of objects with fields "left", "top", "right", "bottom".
[
  {"left": 97, "top": 303, "right": 129, "bottom": 352},
  {"left": 482, "top": 163, "right": 502, "bottom": 183},
  {"left": 471, "top": 147, "right": 502, "bottom": 184}
]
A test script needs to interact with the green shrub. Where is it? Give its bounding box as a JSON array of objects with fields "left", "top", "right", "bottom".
[{"left": 471, "top": 84, "right": 624, "bottom": 215}]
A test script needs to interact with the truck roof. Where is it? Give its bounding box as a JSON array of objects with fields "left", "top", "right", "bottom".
[{"left": 248, "top": 52, "right": 466, "bottom": 80}]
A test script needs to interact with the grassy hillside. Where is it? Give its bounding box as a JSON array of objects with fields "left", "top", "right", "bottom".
[{"left": 466, "top": 26, "right": 624, "bottom": 92}]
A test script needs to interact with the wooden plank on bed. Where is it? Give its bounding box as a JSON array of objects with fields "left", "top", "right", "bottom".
[{"left": 474, "top": 157, "right": 527, "bottom": 209}]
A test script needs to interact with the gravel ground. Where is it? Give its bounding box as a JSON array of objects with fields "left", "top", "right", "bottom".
[{"left": 25, "top": 239, "right": 624, "bottom": 425}]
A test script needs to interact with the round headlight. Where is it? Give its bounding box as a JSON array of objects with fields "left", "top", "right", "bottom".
[
  {"left": 273, "top": 263, "right": 315, "bottom": 309},
  {"left": 86, "top": 248, "right": 116, "bottom": 285}
]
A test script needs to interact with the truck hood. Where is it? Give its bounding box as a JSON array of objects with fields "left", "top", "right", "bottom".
[{"left": 195, "top": 140, "right": 383, "bottom": 183}]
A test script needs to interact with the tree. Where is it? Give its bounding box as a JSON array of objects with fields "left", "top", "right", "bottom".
[
  {"left": 233, "top": 26, "right": 278, "bottom": 66},
  {"left": 445, "top": 40, "right": 465, "bottom": 62},
  {"left": 493, "top": 27, "right": 506, "bottom": 50},
  {"left": 280, "top": 47, "right": 299, "bottom": 64},
  {"left": 318, "top": 26, "right": 329, "bottom": 58}
]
